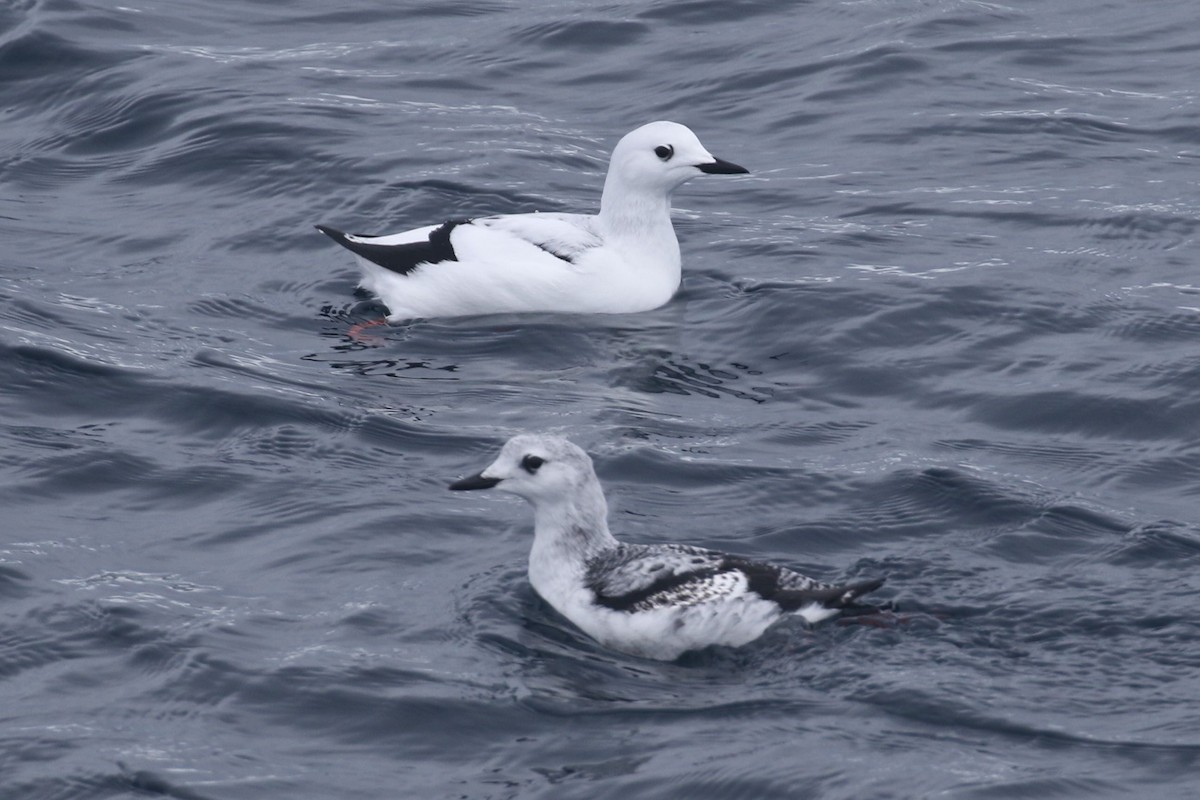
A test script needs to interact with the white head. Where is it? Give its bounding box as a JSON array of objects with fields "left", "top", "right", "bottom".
[
  {"left": 448, "top": 434, "right": 594, "bottom": 500},
  {"left": 449, "top": 434, "right": 616, "bottom": 550},
  {"left": 601, "top": 121, "right": 748, "bottom": 213}
]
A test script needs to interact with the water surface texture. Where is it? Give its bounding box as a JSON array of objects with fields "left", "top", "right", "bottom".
[{"left": 3, "top": 1, "right": 1200, "bottom": 798}]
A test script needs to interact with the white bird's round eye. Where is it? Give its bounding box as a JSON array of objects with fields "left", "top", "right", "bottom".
[
  {"left": 654, "top": 144, "right": 673, "bottom": 161},
  {"left": 521, "top": 455, "right": 545, "bottom": 474}
]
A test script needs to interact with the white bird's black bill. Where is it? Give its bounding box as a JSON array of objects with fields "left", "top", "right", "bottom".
[
  {"left": 697, "top": 157, "right": 749, "bottom": 175},
  {"left": 449, "top": 473, "right": 501, "bottom": 491}
]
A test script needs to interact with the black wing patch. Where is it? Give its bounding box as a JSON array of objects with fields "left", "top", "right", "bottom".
[{"left": 316, "top": 219, "right": 468, "bottom": 275}]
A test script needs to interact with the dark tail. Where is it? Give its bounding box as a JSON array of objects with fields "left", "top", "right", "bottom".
[
  {"left": 776, "top": 577, "right": 888, "bottom": 616},
  {"left": 831, "top": 577, "right": 893, "bottom": 617},
  {"left": 315, "top": 224, "right": 353, "bottom": 247},
  {"left": 315, "top": 224, "right": 408, "bottom": 272},
  {"left": 833, "top": 577, "right": 886, "bottom": 606}
]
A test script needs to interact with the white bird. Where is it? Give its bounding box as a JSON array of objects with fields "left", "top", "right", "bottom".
[
  {"left": 449, "top": 434, "right": 886, "bottom": 661},
  {"left": 317, "top": 121, "right": 747, "bottom": 321}
]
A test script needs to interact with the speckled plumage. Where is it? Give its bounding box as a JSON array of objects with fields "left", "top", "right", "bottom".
[
  {"left": 449, "top": 434, "right": 886, "bottom": 661},
  {"left": 585, "top": 543, "right": 880, "bottom": 615}
]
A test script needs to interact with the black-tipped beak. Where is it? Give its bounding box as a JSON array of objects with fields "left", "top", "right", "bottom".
[
  {"left": 697, "top": 157, "right": 749, "bottom": 175},
  {"left": 449, "top": 473, "right": 501, "bottom": 491}
]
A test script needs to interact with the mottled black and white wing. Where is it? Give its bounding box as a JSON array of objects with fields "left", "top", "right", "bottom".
[
  {"left": 584, "top": 544, "right": 732, "bottom": 611},
  {"left": 585, "top": 544, "right": 885, "bottom": 615}
]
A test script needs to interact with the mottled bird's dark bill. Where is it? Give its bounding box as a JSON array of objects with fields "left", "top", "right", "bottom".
[
  {"left": 448, "top": 473, "right": 501, "bottom": 491},
  {"left": 697, "top": 157, "right": 748, "bottom": 174}
]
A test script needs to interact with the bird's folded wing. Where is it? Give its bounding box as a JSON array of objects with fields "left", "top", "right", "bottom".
[
  {"left": 586, "top": 545, "right": 884, "bottom": 614},
  {"left": 471, "top": 213, "right": 602, "bottom": 264},
  {"left": 585, "top": 544, "right": 737, "bottom": 611}
]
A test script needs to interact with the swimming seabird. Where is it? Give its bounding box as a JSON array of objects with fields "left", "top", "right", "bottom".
[
  {"left": 317, "top": 121, "right": 747, "bottom": 321},
  {"left": 449, "top": 434, "right": 886, "bottom": 661}
]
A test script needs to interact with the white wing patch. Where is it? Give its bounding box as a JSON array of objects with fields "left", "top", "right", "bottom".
[{"left": 473, "top": 213, "right": 602, "bottom": 263}]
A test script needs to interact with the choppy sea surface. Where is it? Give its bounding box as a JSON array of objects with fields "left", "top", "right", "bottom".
[{"left": 3, "top": 1, "right": 1200, "bottom": 797}]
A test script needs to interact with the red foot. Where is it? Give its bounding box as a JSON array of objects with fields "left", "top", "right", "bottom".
[{"left": 347, "top": 317, "right": 389, "bottom": 345}]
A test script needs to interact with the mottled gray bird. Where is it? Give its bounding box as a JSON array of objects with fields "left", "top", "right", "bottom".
[{"left": 450, "top": 434, "right": 886, "bottom": 660}]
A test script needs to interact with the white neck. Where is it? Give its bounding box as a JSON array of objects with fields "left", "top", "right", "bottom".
[
  {"left": 597, "top": 179, "right": 682, "bottom": 298},
  {"left": 526, "top": 480, "right": 618, "bottom": 607},
  {"left": 530, "top": 481, "right": 617, "bottom": 562},
  {"left": 598, "top": 175, "right": 675, "bottom": 238}
]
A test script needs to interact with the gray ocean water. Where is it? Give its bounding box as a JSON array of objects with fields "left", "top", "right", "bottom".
[{"left": 3, "top": 1, "right": 1200, "bottom": 797}]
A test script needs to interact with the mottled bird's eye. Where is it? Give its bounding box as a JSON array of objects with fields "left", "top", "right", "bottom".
[
  {"left": 521, "top": 455, "right": 546, "bottom": 474},
  {"left": 654, "top": 144, "right": 674, "bottom": 161}
]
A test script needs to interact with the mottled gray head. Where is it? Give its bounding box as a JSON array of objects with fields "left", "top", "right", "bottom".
[{"left": 448, "top": 434, "right": 599, "bottom": 506}]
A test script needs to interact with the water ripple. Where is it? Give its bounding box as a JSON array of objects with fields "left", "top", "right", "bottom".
[{"left": 5, "top": 0, "right": 1200, "bottom": 797}]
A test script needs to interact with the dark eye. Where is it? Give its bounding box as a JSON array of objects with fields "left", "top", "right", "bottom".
[
  {"left": 521, "top": 455, "right": 545, "bottom": 474},
  {"left": 654, "top": 144, "right": 674, "bottom": 161}
]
